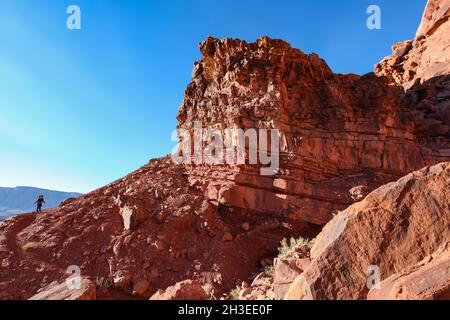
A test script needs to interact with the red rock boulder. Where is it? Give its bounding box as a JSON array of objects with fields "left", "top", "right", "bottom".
[{"left": 285, "top": 162, "right": 450, "bottom": 300}]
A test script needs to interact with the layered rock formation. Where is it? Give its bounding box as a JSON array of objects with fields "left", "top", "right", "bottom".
[
  {"left": 0, "top": 158, "right": 308, "bottom": 299},
  {"left": 0, "top": 0, "right": 449, "bottom": 300},
  {"left": 179, "top": 34, "right": 448, "bottom": 227}
]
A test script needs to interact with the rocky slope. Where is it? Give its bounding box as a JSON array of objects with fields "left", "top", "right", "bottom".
[
  {"left": 0, "top": 0, "right": 449, "bottom": 300},
  {"left": 237, "top": 162, "right": 449, "bottom": 301},
  {"left": 0, "top": 158, "right": 313, "bottom": 299}
]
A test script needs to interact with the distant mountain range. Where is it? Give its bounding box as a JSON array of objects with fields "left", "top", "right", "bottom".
[{"left": 0, "top": 186, "right": 82, "bottom": 221}]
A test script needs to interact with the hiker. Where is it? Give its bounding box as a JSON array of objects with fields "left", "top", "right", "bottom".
[{"left": 34, "top": 195, "right": 45, "bottom": 213}]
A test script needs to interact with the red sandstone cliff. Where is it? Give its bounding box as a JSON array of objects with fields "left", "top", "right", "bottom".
[
  {"left": 254, "top": 0, "right": 450, "bottom": 300},
  {"left": 376, "top": 0, "right": 450, "bottom": 89},
  {"left": 179, "top": 34, "right": 448, "bottom": 227},
  {"left": 0, "top": 0, "right": 449, "bottom": 300}
]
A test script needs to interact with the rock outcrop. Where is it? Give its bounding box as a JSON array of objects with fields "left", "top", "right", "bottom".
[
  {"left": 375, "top": 0, "right": 450, "bottom": 89},
  {"left": 0, "top": 0, "right": 449, "bottom": 301},
  {"left": 179, "top": 33, "right": 449, "bottom": 227},
  {"left": 0, "top": 158, "right": 307, "bottom": 299},
  {"left": 284, "top": 162, "right": 450, "bottom": 300}
]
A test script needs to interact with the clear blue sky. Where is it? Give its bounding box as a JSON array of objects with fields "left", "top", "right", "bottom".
[{"left": 0, "top": 0, "right": 427, "bottom": 193}]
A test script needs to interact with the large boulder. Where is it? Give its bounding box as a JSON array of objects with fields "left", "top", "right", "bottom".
[
  {"left": 285, "top": 162, "right": 450, "bottom": 300},
  {"left": 368, "top": 242, "right": 450, "bottom": 300}
]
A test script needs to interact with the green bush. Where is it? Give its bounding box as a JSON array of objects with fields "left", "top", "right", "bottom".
[
  {"left": 278, "top": 236, "right": 309, "bottom": 257},
  {"left": 229, "top": 286, "right": 241, "bottom": 300},
  {"left": 264, "top": 265, "right": 274, "bottom": 276},
  {"left": 95, "top": 277, "right": 112, "bottom": 289}
]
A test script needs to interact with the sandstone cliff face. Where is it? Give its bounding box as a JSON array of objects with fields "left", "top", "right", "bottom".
[
  {"left": 0, "top": 158, "right": 311, "bottom": 299},
  {"left": 375, "top": 0, "right": 450, "bottom": 89},
  {"left": 0, "top": 0, "right": 449, "bottom": 300},
  {"left": 284, "top": 162, "right": 450, "bottom": 300},
  {"left": 179, "top": 34, "right": 448, "bottom": 226}
]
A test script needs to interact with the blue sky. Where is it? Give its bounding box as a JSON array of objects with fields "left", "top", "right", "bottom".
[{"left": 0, "top": 0, "right": 427, "bottom": 193}]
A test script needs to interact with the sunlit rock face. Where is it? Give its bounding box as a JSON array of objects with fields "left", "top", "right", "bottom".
[
  {"left": 376, "top": 0, "right": 450, "bottom": 89},
  {"left": 0, "top": 0, "right": 449, "bottom": 301},
  {"left": 178, "top": 33, "right": 449, "bottom": 226}
]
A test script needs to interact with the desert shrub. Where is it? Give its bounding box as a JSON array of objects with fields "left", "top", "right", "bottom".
[
  {"left": 229, "top": 286, "right": 241, "bottom": 300},
  {"left": 278, "top": 236, "right": 309, "bottom": 257},
  {"left": 264, "top": 265, "right": 274, "bottom": 276},
  {"left": 95, "top": 277, "right": 112, "bottom": 289}
]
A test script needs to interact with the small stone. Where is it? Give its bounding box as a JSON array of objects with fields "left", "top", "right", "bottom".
[{"left": 222, "top": 232, "right": 233, "bottom": 242}]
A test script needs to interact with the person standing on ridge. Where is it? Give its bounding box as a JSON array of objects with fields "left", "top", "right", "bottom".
[{"left": 34, "top": 195, "right": 45, "bottom": 213}]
